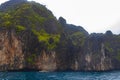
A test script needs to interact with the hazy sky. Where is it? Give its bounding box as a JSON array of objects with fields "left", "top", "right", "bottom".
[{"left": 0, "top": 0, "right": 120, "bottom": 34}]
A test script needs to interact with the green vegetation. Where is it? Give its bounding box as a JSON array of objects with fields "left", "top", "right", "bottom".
[
  {"left": 13, "top": 3, "right": 47, "bottom": 27},
  {"left": 0, "top": 2, "right": 57, "bottom": 32},
  {"left": 0, "top": 2, "right": 54, "bottom": 29},
  {"left": 0, "top": 13, "right": 13, "bottom": 28},
  {"left": 0, "top": 1, "right": 61, "bottom": 51},
  {"left": 116, "top": 49, "right": 120, "bottom": 61},
  {"left": 32, "top": 29, "right": 60, "bottom": 50},
  {"left": 70, "top": 31, "right": 86, "bottom": 46},
  {"left": 16, "top": 25, "right": 25, "bottom": 33},
  {"left": 104, "top": 42, "right": 113, "bottom": 52},
  {"left": 27, "top": 54, "right": 36, "bottom": 64}
]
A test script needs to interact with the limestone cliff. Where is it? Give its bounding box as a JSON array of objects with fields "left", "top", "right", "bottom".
[
  {"left": 0, "top": 29, "right": 57, "bottom": 71},
  {"left": 0, "top": 0, "right": 120, "bottom": 72},
  {"left": 0, "top": 29, "right": 24, "bottom": 71}
]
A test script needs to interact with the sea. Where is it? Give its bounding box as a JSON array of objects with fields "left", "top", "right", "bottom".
[{"left": 0, "top": 71, "right": 120, "bottom": 80}]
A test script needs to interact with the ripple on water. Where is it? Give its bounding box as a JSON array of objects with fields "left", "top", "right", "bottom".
[{"left": 0, "top": 71, "right": 120, "bottom": 80}]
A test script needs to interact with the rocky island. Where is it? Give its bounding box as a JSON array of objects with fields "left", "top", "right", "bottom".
[{"left": 0, "top": 0, "right": 120, "bottom": 72}]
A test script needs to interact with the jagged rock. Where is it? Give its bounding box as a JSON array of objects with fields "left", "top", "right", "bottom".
[
  {"left": 59, "top": 17, "right": 66, "bottom": 26},
  {"left": 105, "top": 30, "right": 113, "bottom": 36}
]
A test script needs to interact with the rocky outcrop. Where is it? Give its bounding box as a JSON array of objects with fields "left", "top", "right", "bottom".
[
  {"left": 0, "top": 0, "right": 120, "bottom": 72},
  {"left": 0, "top": 29, "right": 24, "bottom": 71},
  {"left": 36, "top": 51, "right": 56, "bottom": 71},
  {"left": 0, "top": 29, "right": 57, "bottom": 71}
]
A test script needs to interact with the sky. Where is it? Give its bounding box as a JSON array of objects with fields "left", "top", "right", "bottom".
[{"left": 0, "top": 0, "right": 120, "bottom": 34}]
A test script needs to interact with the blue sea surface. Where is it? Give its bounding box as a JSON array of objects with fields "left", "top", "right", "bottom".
[{"left": 0, "top": 71, "right": 120, "bottom": 80}]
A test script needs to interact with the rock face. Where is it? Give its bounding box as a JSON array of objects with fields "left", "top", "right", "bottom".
[
  {"left": 0, "top": 29, "right": 57, "bottom": 71},
  {"left": 0, "top": 0, "right": 120, "bottom": 71},
  {"left": 0, "top": 29, "right": 24, "bottom": 71}
]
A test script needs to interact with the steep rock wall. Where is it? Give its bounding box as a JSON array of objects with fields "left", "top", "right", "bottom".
[{"left": 0, "top": 29, "right": 24, "bottom": 71}]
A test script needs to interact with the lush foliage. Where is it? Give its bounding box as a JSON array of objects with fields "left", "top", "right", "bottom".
[
  {"left": 0, "top": 2, "right": 56, "bottom": 30},
  {"left": 0, "top": 13, "right": 13, "bottom": 27},
  {"left": 0, "top": 1, "right": 61, "bottom": 51},
  {"left": 16, "top": 25, "right": 25, "bottom": 33},
  {"left": 32, "top": 29, "right": 60, "bottom": 50},
  {"left": 70, "top": 31, "right": 86, "bottom": 46}
]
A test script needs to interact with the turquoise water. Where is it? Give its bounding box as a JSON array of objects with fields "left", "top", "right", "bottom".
[{"left": 0, "top": 71, "right": 120, "bottom": 80}]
